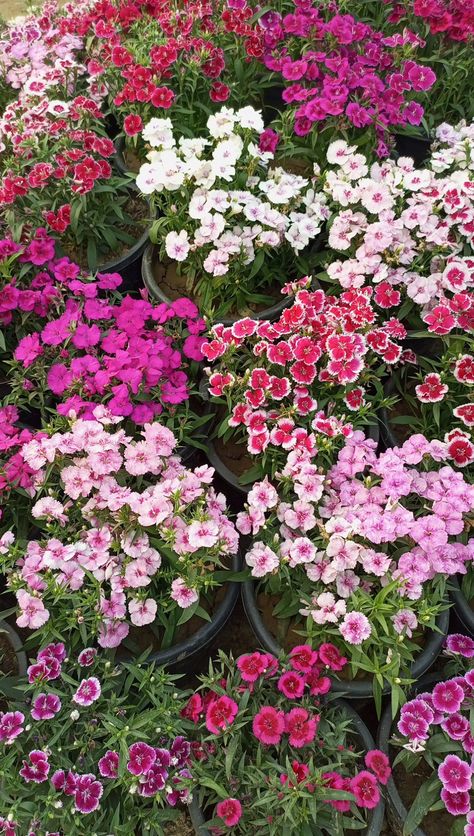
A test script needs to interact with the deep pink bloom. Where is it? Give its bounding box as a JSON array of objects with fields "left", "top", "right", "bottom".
[
  {"left": 19, "top": 750, "right": 50, "bottom": 783},
  {"left": 37, "top": 643, "right": 66, "bottom": 664},
  {"left": 285, "top": 708, "right": 318, "bottom": 748},
  {"left": 98, "top": 751, "right": 119, "bottom": 778},
  {"left": 350, "top": 770, "right": 381, "bottom": 809},
  {"left": 438, "top": 755, "right": 472, "bottom": 793},
  {"left": 440, "top": 788, "right": 471, "bottom": 816},
  {"left": 205, "top": 696, "right": 238, "bottom": 735},
  {"left": 78, "top": 648, "right": 97, "bottom": 667},
  {"left": 0, "top": 711, "right": 24, "bottom": 743},
  {"left": 252, "top": 706, "right": 285, "bottom": 745},
  {"left": 289, "top": 644, "right": 318, "bottom": 673},
  {"left": 318, "top": 643, "right": 347, "bottom": 671},
  {"left": 27, "top": 658, "right": 61, "bottom": 684},
  {"left": 127, "top": 741, "right": 156, "bottom": 776},
  {"left": 73, "top": 773, "right": 103, "bottom": 814},
  {"left": 432, "top": 680, "right": 465, "bottom": 714},
  {"left": 278, "top": 671, "right": 305, "bottom": 699},
  {"left": 72, "top": 677, "right": 101, "bottom": 707},
  {"left": 31, "top": 693, "right": 61, "bottom": 721},
  {"left": 216, "top": 798, "right": 242, "bottom": 827},
  {"left": 445, "top": 634, "right": 474, "bottom": 658},
  {"left": 237, "top": 653, "right": 267, "bottom": 683},
  {"left": 365, "top": 750, "right": 391, "bottom": 785}
]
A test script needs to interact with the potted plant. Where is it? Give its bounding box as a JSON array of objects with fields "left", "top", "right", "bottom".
[
  {"left": 377, "top": 633, "right": 474, "bottom": 836},
  {"left": 238, "top": 432, "right": 467, "bottom": 711},
  {"left": 184, "top": 645, "right": 386, "bottom": 834},
  {"left": 240, "top": 0, "right": 435, "bottom": 161},
  {"left": 6, "top": 256, "right": 208, "bottom": 442},
  {"left": 201, "top": 279, "right": 402, "bottom": 494},
  {"left": 73, "top": 0, "right": 267, "bottom": 174},
  {"left": 136, "top": 106, "right": 327, "bottom": 322},
  {"left": 0, "top": 416, "right": 240, "bottom": 664},
  {"left": 0, "top": 641, "right": 196, "bottom": 834},
  {"left": 0, "top": 95, "right": 151, "bottom": 281}
]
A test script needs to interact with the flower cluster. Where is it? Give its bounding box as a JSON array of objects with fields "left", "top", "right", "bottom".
[
  {"left": 251, "top": 0, "right": 434, "bottom": 155},
  {"left": 9, "top": 274, "right": 205, "bottom": 427},
  {"left": 185, "top": 647, "right": 389, "bottom": 833},
  {"left": 137, "top": 107, "right": 327, "bottom": 317},
  {"left": 203, "top": 278, "right": 403, "bottom": 477},
  {"left": 64, "top": 0, "right": 265, "bottom": 154},
  {"left": 0, "top": 643, "right": 194, "bottom": 831},
  {"left": 1, "top": 416, "right": 238, "bottom": 648},
  {"left": 388, "top": 0, "right": 474, "bottom": 42},
  {"left": 322, "top": 136, "right": 474, "bottom": 330},
  {"left": 238, "top": 432, "right": 474, "bottom": 694},
  {"left": 393, "top": 635, "right": 474, "bottom": 824}
]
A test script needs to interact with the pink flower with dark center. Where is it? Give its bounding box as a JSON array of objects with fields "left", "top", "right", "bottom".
[
  {"left": 285, "top": 708, "right": 318, "bottom": 748},
  {"left": 278, "top": 671, "right": 305, "bottom": 699},
  {"left": 318, "top": 643, "right": 347, "bottom": 671},
  {"left": 51, "top": 769, "right": 66, "bottom": 791},
  {"left": 440, "top": 788, "right": 470, "bottom": 816},
  {"left": 364, "top": 750, "right": 391, "bottom": 785},
  {"left": 27, "top": 658, "right": 61, "bottom": 684},
  {"left": 31, "top": 693, "right": 61, "bottom": 721},
  {"left": 252, "top": 706, "right": 285, "bottom": 746},
  {"left": 78, "top": 648, "right": 97, "bottom": 667},
  {"left": 350, "top": 770, "right": 381, "bottom": 809},
  {"left": 441, "top": 713, "right": 470, "bottom": 741},
  {"left": 137, "top": 763, "right": 168, "bottom": 796},
  {"left": 216, "top": 798, "right": 242, "bottom": 827},
  {"left": 237, "top": 653, "right": 268, "bottom": 683},
  {"left": 73, "top": 773, "right": 103, "bottom": 814},
  {"left": 72, "top": 677, "right": 101, "bottom": 707},
  {"left": 0, "top": 711, "right": 24, "bottom": 743},
  {"left": 19, "top": 750, "right": 50, "bottom": 783},
  {"left": 98, "top": 750, "right": 119, "bottom": 778},
  {"left": 438, "top": 754, "right": 472, "bottom": 793},
  {"left": 289, "top": 645, "right": 318, "bottom": 673},
  {"left": 432, "top": 680, "right": 465, "bottom": 714},
  {"left": 205, "top": 696, "right": 238, "bottom": 735},
  {"left": 445, "top": 634, "right": 474, "bottom": 658},
  {"left": 127, "top": 742, "right": 156, "bottom": 776}
]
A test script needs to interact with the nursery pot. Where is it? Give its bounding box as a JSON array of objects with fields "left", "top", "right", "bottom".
[
  {"left": 242, "top": 580, "right": 450, "bottom": 700},
  {"left": 122, "top": 552, "right": 241, "bottom": 673},
  {"left": 377, "top": 674, "right": 441, "bottom": 836},
  {"left": 393, "top": 132, "right": 432, "bottom": 168},
  {"left": 0, "top": 619, "right": 27, "bottom": 677},
  {"left": 189, "top": 700, "right": 385, "bottom": 835},
  {"left": 98, "top": 216, "right": 151, "bottom": 294},
  {"left": 141, "top": 244, "right": 293, "bottom": 327},
  {"left": 450, "top": 575, "right": 474, "bottom": 638}
]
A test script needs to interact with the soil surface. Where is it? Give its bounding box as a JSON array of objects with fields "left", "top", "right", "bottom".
[
  {"left": 0, "top": 630, "right": 20, "bottom": 675},
  {"left": 391, "top": 758, "right": 451, "bottom": 836},
  {"left": 213, "top": 434, "right": 253, "bottom": 479}
]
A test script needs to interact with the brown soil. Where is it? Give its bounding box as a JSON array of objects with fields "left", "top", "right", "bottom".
[
  {"left": 164, "top": 810, "right": 194, "bottom": 836},
  {"left": 150, "top": 252, "right": 285, "bottom": 318},
  {"left": 391, "top": 759, "right": 452, "bottom": 836},
  {"left": 62, "top": 194, "right": 150, "bottom": 269},
  {"left": 273, "top": 157, "right": 314, "bottom": 177},
  {"left": 123, "top": 146, "right": 143, "bottom": 174},
  {"left": 213, "top": 434, "right": 253, "bottom": 478},
  {"left": 0, "top": 630, "right": 19, "bottom": 675}
]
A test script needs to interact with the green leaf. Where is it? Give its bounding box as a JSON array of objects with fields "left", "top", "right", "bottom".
[{"left": 403, "top": 774, "right": 441, "bottom": 835}]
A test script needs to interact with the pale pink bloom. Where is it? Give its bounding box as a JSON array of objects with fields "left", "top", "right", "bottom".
[
  {"left": 170, "top": 578, "right": 199, "bottom": 608},
  {"left": 98, "top": 620, "right": 129, "bottom": 648},
  {"left": 0, "top": 531, "right": 14, "bottom": 554},
  {"left": 129, "top": 597, "right": 157, "bottom": 626},
  {"left": 16, "top": 590, "right": 49, "bottom": 630},
  {"left": 123, "top": 559, "right": 152, "bottom": 589},
  {"left": 100, "top": 592, "right": 127, "bottom": 619},
  {"left": 247, "top": 479, "right": 278, "bottom": 512},
  {"left": 31, "top": 498, "right": 66, "bottom": 522},
  {"left": 124, "top": 441, "right": 156, "bottom": 475},
  {"left": 142, "top": 422, "right": 177, "bottom": 457},
  {"left": 339, "top": 611, "right": 372, "bottom": 645},
  {"left": 286, "top": 537, "right": 316, "bottom": 567},
  {"left": 187, "top": 519, "right": 220, "bottom": 549},
  {"left": 246, "top": 542, "right": 280, "bottom": 577}
]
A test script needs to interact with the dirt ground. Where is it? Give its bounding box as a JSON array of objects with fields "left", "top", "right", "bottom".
[{"left": 0, "top": 0, "right": 27, "bottom": 20}]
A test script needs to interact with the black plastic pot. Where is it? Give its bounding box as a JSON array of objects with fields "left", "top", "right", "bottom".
[
  {"left": 242, "top": 580, "right": 450, "bottom": 699},
  {"left": 450, "top": 575, "right": 474, "bottom": 638},
  {"left": 393, "top": 133, "right": 432, "bottom": 168},
  {"left": 189, "top": 700, "right": 384, "bottom": 835},
  {"left": 99, "top": 220, "right": 150, "bottom": 294},
  {"left": 114, "top": 135, "right": 143, "bottom": 177},
  {"left": 142, "top": 244, "right": 294, "bottom": 327},
  {"left": 377, "top": 674, "right": 440, "bottom": 836},
  {"left": 379, "top": 376, "right": 401, "bottom": 450},
  {"left": 122, "top": 552, "right": 241, "bottom": 673},
  {"left": 0, "top": 619, "right": 27, "bottom": 677}
]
